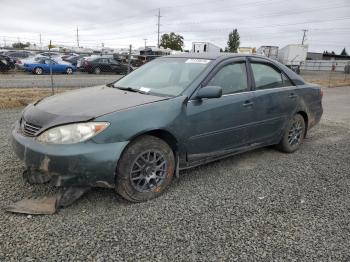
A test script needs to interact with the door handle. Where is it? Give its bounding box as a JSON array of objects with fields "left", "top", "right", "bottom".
[
  {"left": 288, "top": 93, "right": 297, "bottom": 99},
  {"left": 243, "top": 100, "right": 254, "bottom": 107}
]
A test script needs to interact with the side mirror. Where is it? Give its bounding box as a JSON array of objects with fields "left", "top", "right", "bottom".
[{"left": 195, "top": 86, "right": 222, "bottom": 99}]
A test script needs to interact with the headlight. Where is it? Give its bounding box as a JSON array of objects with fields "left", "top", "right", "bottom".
[{"left": 36, "top": 122, "right": 109, "bottom": 144}]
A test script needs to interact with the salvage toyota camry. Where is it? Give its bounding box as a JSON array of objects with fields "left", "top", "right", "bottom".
[{"left": 12, "top": 53, "right": 323, "bottom": 202}]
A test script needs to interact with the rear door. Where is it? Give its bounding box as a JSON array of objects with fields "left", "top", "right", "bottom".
[
  {"left": 248, "top": 58, "right": 298, "bottom": 144},
  {"left": 51, "top": 60, "right": 63, "bottom": 72},
  {"left": 109, "top": 59, "right": 122, "bottom": 73},
  {"left": 99, "top": 58, "right": 111, "bottom": 72},
  {"left": 185, "top": 58, "right": 256, "bottom": 161}
]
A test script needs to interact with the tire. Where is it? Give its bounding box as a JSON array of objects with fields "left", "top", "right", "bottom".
[
  {"left": 116, "top": 135, "right": 175, "bottom": 202},
  {"left": 277, "top": 114, "right": 306, "bottom": 153},
  {"left": 66, "top": 67, "right": 73, "bottom": 74},
  {"left": 94, "top": 67, "right": 101, "bottom": 74},
  {"left": 122, "top": 67, "right": 132, "bottom": 75},
  {"left": 34, "top": 67, "right": 43, "bottom": 75}
]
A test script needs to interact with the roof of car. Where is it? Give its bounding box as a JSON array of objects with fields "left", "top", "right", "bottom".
[
  {"left": 165, "top": 52, "right": 306, "bottom": 85},
  {"left": 165, "top": 52, "right": 271, "bottom": 60}
]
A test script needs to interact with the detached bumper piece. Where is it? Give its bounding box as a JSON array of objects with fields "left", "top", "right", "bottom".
[
  {"left": 5, "top": 196, "right": 57, "bottom": 215},
  {"left": 5, "top": 187, "right": 90, "bottom": 215}
]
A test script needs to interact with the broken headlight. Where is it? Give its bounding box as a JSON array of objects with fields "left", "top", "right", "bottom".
[{"left": 36, "top": 122, "right": 110, "bottom": 144}]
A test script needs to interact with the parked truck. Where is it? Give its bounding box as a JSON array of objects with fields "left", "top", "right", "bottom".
[
  {"left": 192, "top": 42, "right": 221, "bottom": 53},
  {"left": 257, "top": 46, "right": 279, "bottom": 60},
  {"left": 278, "top": 44, "right": 308, "bottom": 74}
]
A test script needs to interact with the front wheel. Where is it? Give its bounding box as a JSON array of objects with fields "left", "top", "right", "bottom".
[
  {"left": 116, "top": 135, "right": 175, "bottom": 202},
  {"left": 277, "top": 114, "right": 306, "bottom": 153}
]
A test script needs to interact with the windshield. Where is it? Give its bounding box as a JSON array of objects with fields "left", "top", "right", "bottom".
[{"left": 114, "top": 57, "right": 211, "bottom": 96}]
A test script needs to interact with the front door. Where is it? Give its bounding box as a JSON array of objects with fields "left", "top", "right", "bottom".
[{"left": 185, "top": 59, "right": 256, "bottom": 162}]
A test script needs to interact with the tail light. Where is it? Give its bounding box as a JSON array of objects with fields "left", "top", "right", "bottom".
[
  {"left": 320, "top": 89, "right": 323, "bottom": 98},
  {"left": 17, "top": 60, "right": 22, "bottom": 64}
]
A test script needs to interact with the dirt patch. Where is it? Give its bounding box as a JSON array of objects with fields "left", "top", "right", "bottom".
[
  {"left": 0, "top": 88, "right": 75, "bottom": 109},
  {"left": 301, "top": 71, "right": 350, "bottom": 88}
]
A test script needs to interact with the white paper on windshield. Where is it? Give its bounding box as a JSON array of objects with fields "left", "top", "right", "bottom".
[
  {"left": 139, "top": 87, "right": 151, "bottom": 93},
  {"left": 185, "top": 59, "right": 210, "bottom": 64}
]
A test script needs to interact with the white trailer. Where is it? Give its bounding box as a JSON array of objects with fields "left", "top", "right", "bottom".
[
  {"left": 278, "top": 44, "right": 308, "bottom": 73},
  {"left": 257, "top": 46, "right": 279, "bottom": 60},
  {"left": 192, "top": 42, "right": 221, "bottom": 53}
]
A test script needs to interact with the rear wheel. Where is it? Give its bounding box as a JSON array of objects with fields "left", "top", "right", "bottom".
[
  {"left": 34, "top": 67, "right": 43, "bottom": 75},
  {"left": 66, "top": 67, "right": 73, "bottom": 74},
  {"left": 94, "top": 67, "right": 101, "bottom": 74},
  {"left": 277, "top": 114, "right": 306, "bottom": 153},
  {"left": 116, "top": 135, "right": 175, "bottom": 202}
]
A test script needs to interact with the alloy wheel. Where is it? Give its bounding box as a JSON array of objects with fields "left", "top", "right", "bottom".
[
  {"left": 35, "top": 67, "right": 43, "bottom": 75},
  {"left": 288, "top": 118, "right": 303, "bottom": 146},
  {"left": 130, "top": 150, "right": 168, "bottom": 192}
]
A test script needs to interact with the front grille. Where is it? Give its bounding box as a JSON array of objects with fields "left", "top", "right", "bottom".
[{"left": 22, "top": 120, "right": 42, "bottom": 137}]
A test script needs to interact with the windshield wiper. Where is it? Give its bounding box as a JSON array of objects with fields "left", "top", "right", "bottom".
[{"left": 114, "top": 86, "right": 148, "bottom": 94}]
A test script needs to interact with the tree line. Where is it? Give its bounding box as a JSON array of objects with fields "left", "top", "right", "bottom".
[{"left": 160, "top": 29, "right": 240, "bottom": 52}]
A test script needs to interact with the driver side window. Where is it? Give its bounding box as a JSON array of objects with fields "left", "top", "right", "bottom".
[{"left": 207, "top": 62, "right": 248, "bottom": 95}]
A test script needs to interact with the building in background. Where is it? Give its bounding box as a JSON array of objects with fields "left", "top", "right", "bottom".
[
  {"left": 307, "top": 51, "right": 350, "bottom": 60},
  {"left": 237, "top": 47, "right": 256, "bottom": 54},
  {"left": 191, "top": 42, "right": 221, "bottom": 53},
  {"left": 257, "top": 46, "right": 278, "bottom": 60}
]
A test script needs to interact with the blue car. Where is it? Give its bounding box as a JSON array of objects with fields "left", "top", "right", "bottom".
[{"left": 23, "top": 58, "right": 76, "bottom": 75}]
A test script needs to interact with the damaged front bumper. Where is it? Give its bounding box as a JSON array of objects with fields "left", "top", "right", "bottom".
[{"left": 11, "top": 122, "right": 129, "bottom": 188}]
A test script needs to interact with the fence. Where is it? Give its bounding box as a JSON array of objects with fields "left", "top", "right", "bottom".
[{"left": 301, "top": 60, "right": 350, "bottom": 72}]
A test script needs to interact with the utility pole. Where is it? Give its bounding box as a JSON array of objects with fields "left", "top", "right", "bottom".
[
  {"left": 156, "top": 8, "right": 161, "bottom": 48},
  {"left": 3, "top": 38, "right": 6, "bottom": 48},
  {"left": 39, "top": 33, "right": 42, "bottom": 50},
  {"left": 127, "top": 44, "right": 132, "bottom": 74},
  {"left": 301, "top": 29, "right": 308, "bottom": 45},
  {"left": 48, "top": 40, "right": 54, "bottom": 95},
  {"left": 143, "top": 38, "right": 147, "bottom": 49},
  {"left": 76, "top": 26, "right": 80, "bottom": 47}
]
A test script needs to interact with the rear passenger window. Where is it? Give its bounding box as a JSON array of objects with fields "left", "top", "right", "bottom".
[
  {"left": 207, "top": 63, "right": 248, "bottom": 95},
  {"left": 251, "top": 63, "right": 284, "bottom": 89},
  {"left": 282, "top": 73, "right": 293, "bottom": 87}
]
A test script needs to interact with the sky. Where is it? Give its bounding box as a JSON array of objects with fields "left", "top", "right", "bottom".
[{"left": 0, "top": 0, "right": 349, "bottom": 53}]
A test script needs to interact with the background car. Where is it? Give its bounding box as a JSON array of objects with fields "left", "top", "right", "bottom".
[
  {"left": 23, "top": 58, "right": 76, "bottom": 75},
  {"left": 37, "top": 52, "right": 61, "bottom": 58},
  {"left": 5, "top": 51, "right": 33, "bottom": 60},
  {"left": 81, "top": 57, "right": 133, "bottom": 74},
  {"left": 0, "top": 55, "right": 16, "bottom": 72},
  {"left": 63, "top": 54, "right": 87, "bottom": 66}
]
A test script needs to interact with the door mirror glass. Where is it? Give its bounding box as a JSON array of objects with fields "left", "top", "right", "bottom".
[{"left": 195, "top": 86, "right": 222, "bottom": 99}]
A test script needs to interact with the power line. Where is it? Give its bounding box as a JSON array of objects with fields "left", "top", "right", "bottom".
[{"left": 163, "top": 4, "right": 350, "bottom": 27}]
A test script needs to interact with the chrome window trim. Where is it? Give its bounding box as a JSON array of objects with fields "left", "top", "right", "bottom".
[{"left": 188, "top": 85, "right": 297, "bottom": 102}]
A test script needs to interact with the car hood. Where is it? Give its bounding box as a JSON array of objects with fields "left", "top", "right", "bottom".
[{"left": 23, "top": 85, "right": 170, "bottom": 129}]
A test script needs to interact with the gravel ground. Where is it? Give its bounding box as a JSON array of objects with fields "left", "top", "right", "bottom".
[{"left": 0, "top": 87, "right": 350, "bottom": 261}]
